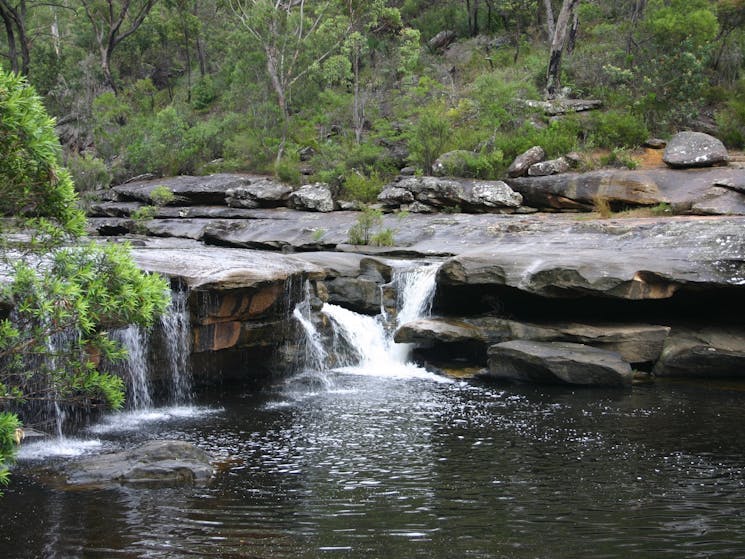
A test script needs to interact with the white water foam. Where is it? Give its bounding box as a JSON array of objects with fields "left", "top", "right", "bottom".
[
  {"left": 18, "top": 438, "right": 104, "bottom": 460},
  {"left": 88, "top": 406, "right": 222, "bottom": 434},
  {"left": 317, "top": 263, "right": 450, "bottom": 383}
]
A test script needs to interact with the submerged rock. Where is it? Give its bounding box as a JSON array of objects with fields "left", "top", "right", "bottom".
[
  {"left": 486, "top": 340, "right": 633, "bottom": 386},
  {"left": 60, "top": 440, "right": 214, "bottom": 488}
]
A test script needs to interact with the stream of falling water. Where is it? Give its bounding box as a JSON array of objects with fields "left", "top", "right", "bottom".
[
  {"left": 18, "top": 288, "right": 199, "bottom": 459},
  {"left": 295, "top": 262, "right": 448, "bottom": 383}
]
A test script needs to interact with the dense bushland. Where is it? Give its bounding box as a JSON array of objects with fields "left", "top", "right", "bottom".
[{"left": 2, "top": 0, "right": 744, "bottom": 203}]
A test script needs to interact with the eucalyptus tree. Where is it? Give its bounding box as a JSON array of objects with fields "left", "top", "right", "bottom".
[
  {"left": 545, "top": 0, "right": 580, "bottom": 98},
  {"left": 0, "top": 0, "right": 29, "bottom": 75},
  {"left": 228, "top": 0, "right": 376, "bottom": 162},
  {"left": 77, "top": 0, "right": 159, "bottom": 93}
]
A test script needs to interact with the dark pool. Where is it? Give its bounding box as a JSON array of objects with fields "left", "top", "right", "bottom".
[{"left": 2, "top": 370, "right": 745, "bottom": 558}]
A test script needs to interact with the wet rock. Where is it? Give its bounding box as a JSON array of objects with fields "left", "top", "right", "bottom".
[
  {"left": 61, "top": 440, "right": 213, "bottom": 488},
  {"left": 508, "top": 146, "right": 546, "bottom": 178},
  {"left": 288, "top": 183, "right": 335, "bottom": 212},
  {"left": 113, "top": 174, "right": 254, "bottom": 205},
  {"left": 486, "top": 340, "right": 633, "bottom": 386},
  {"left": 528, "top": 157, "right": 570, "bottom": 177},
  {"left": 378, "top": 176, "right": 522, "bottom": 213},
  {"left": 397, "top": 317, "right": 670, "bottom": 364},
  {"left": 663, "top": 131, "right": 728, "bottom": 168},
  {"left": 225, "top": 178, "right": 293, "bottom": 209},
  {"left": 653, "top": 327, "right": 745, "bottom": 377}
]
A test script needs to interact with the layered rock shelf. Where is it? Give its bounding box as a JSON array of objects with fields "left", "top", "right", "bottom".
[{"left": 82, "top": 169, "right": 745, "bottom": 387}]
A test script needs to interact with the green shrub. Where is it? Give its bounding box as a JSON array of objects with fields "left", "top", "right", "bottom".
[
  {"left": 150, "top": 185, "right": 175, "bottom": 206},
  {"left": 600, "top": 147, "right": 638, "bottom": 169},
  {"left": 370, "top": 228, "right": 395, "bottom": 247},
  {"left": 275, "top": 155, "right": 301, "bottom": 185},
  {"left": 67, "top": 153, "right": 113, "bottom": 193},
  {"left": 407, "top": 106, "right": 451, "bottom": 174},
  {"left": 342, "top": 172, "right": 385, "bottom": 202},
  {"left": 348, "top": 207, "right": 385, "bottom": 245},
  {"left": 589, "top": 110, "right": 649, "bottom": 149},
  {"left": 192, "top": 75, "right": 217, "bottom": 110},
  {"left": 716, "top": 79, "right": 745, "bottom": 148}
]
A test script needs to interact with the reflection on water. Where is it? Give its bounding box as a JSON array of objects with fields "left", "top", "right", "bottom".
[{"left": 3, "top": 374, "right": 745, "bottom": 558}]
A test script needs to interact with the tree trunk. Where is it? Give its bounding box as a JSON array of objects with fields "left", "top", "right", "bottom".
[
  {"left": 0, "top": 6, "right": 19, "bottom": 74},
  {"left": 101, "top": 45, "right": 117, "bottom": 93},
  {"left": 543, "top": 0, "right": 555, "bottom": 42},
  {"left": 545, "top": 0, "right": 580, "bottom": 99}
]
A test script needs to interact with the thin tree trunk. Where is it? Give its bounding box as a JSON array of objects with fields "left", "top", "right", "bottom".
[
  {"left": 567, "top": 9, "right": 579, "bottom": 55},
  {"left": 353, "top": 47, "right": 362, "bottom": 144},
  {"left": 625, "top": 0, "right": 645, "bottom": 55},
  {"left": 0, "top": 7, "right": 19, "bottom": 73},
  {"left": 545, "top": 0, "right": 580, "bottom": 99},
  {"left": 543, "top": 0, "right": 555, "bottom": 41}
]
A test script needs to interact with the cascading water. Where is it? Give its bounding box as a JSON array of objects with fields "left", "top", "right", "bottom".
[
  {"left": 294, "top": 262, "right": 448, "bottom": 383},
  {"left": 159, "top": 288, "right": 193, "bottom": 403},
  {"left": 113, "top": 325, "right": 152, "bottom": 410}
]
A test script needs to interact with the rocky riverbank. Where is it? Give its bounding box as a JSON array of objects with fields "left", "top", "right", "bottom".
[{"left": 80, "top": 159, "right": 745, "bottom": 388}]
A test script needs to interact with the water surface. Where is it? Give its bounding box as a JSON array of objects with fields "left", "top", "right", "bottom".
[{"left": 2, "top": 372, "right": 745, "bottom": 558}]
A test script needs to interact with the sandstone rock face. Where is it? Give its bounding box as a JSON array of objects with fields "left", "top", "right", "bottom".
[
  {"left": 663, "top": 131, "right": 728, "bottom": 168},
  {"left": 437, "top": 217, "right": 745, "bottom": 300},
  {"left": 506, "top": 168, "right": 745, "bottom": 214},
  {"left": 397, "top": 317, "right": 670, "bottom": 364},
  {"left": 61, "top": 440, "right": 213, "bottom": 488},
  {"left": 653, "top": 327, "right": 745, "bottom": 377},
  {"left": 378, "top": 176, "right": 522, "bottom": 213},
  {"left": 113, "top": 174, "right": 255, "bottom": 205},
  {"left": 225, "top": 178, "right": 293, "bottom": 208},
  {"left": 507, "top": 146, "right": 546, "bottom": 178},
  {"left": 287, "top": 183, "right": 335, "bottom": 212},
  {"left": 487, "top": 340, "right": 633, "bottom": 386}
]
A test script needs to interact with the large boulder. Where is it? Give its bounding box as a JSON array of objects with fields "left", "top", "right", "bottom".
[
  {"left": 428, "top": 30, "right": 457, "bottom": 52},
  {"left": 287, "top": 183, "right": 335, "bottom": 212},
  {"left": 378, "top": 176, "right": 522, "bottom": 213},
  {"left": 507, "top": 146, "right": 546, "bottom": 178},
  {"left": 61, "top": 440, "right": 214, "bottom": 488},
  {"left": 653, "top": 327, "right": 745, "bottom": 377},
  {"left": 528, "top": 157, "right": 570, "bottom": 177},
  {"left": 663, "top": 131, "right": 728, "bottom": 168},
  {"left": 486, "top": 340, "right": 633, "bottom": 386},
  {"left": 225, "top": 178, "right": 293, "bottom": 208}
]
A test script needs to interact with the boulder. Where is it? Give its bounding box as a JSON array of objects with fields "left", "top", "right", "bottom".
[
  {"left": 378, "top": 176, "right": 522, "bottom": 213},
  {"left": 225, "top": 178, "right": 293, "bottom": 208},
  {"left": 287, "top": 183, "right": 335, "bottom": 212},
  {"left": 663, "top": 131, "right": 728, "bottom": 168},
  {"left": 486, "top": 340, "right": 633, "bottom": 386},
  {"left": 61, "top": 440, "right": 213, "bottom": 488},
  {"left": 428, "top": 30, "right": 457, "bottom": 52},
  {"left": 653, "top": 327, "right": 745, "bottom": 377},
  {"left": 432, "top": 150, "right": 476, "bottom": 177},
  {"left": 112, "top": 174, "right": 254, "bottom": 205},
  {"left": 528, "top": 157, "right": 570, "bottom": 177},
  {"left": 507, "top": 146, "right": 546, "bottom": 178}
]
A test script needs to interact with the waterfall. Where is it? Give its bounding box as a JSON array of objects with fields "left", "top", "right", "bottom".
[
  {"left": 294, "top": 262, "right": 448, "bottom": 382},
  {"left": 114, "top": 325, "right": 152, "bottom": 410},
  {"left": 159, "top": 288, "right": 193, "bottom": 403}
]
